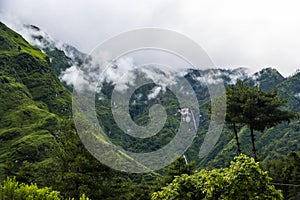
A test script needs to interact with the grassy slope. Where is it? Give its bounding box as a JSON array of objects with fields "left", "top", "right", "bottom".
[
  {"left": 0, "top": 22, "right": 155, "bottom": 179},
  {"left": 0, "top": 22, "right": 71, "bottom": 180}
]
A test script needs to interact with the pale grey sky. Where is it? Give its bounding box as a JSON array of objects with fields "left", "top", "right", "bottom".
[{"left": 1, "top": 0, "right": 300, "bottom": 76}]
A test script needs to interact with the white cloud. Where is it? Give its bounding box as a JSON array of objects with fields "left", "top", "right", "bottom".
[
  {"left": 60, "top": 65, "right": 91, "bottom": 90},
  {"left": 147, "top": 86, "right": 162, "bottom": 100},
  {"left": 196, "top": 71, "right": 223, "bottom": 85},
  {"left": 1, "top": 0, "right": 300, "bottom": 77},
  {"left": 59, "top": 50, "right": 186, "bottom": 95}
]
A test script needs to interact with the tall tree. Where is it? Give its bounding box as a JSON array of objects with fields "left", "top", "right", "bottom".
[
  {"left": 242, "top": 87, "right": 296, "bottom": 161},
  {"left": 207, "top": 81, "right": 246, "bottom": 155},
  {"left": 228, "top": 80, "right": 297, "bottom": 161},
  {"left": 224, "top": 81, "right": 247, "bottom": 154}
]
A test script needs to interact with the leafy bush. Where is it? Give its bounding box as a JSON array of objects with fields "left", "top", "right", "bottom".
[
  {"left": 0, "top": 177, "right": 91, "bottom": 200},
  {"left": 152, "top": 154, "right": 283, "bottom": 200},
  {"left": 0, "top": 177, "right": 60, "bottom": 200}
]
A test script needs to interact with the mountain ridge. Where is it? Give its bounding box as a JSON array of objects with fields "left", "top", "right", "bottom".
[
  {"left": 17, "top": 22, "right": 300, "bottom": 167},
  {"left": 1, "top": 21, "right": 299, "bottom": 173}
]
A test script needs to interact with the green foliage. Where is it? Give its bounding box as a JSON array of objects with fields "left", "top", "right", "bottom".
[
  {"left": 0, "top": 177, "right": 60, "bottom": 200},
  {"left": 0, "top": 177, "right": 92, "bottom": 200},
  {"left": 245, "top": 68, "right": 285, "bottom": 92},
  {"left": 200, "top": 69, "right": 300, "bottom": 168},
  {"left": 0, "top": 22, "right": 47, "bottom": 62},
  {"left": 0, "top": 21, "right": 72, "bottom": 180},
  {"left": 277, "top": 72, "right": 300, "bottom": 112},
  {"left": 206, "top": 78, "right": 298, "bottom": 166},
  {"left": 152, "top": 155, "right": 283, "bottom": 200},
  {"left": 0, "top": 75, "right": 61, "bottom": 178},
  {"left": 78, "top": 194, "right": 91, "bottom": 200},
  {"left": 15, "top": 119, "right": 155, "bottom": 200},
  {"left": 155, "top": 156, "right": 195, "bottom": 190},
  {"left": 0, "top": 22, "right": 156, "bottom": 198},
  {"left": 208, "top": 81, "right": 246, "bottom": 155},
  {"left": 225, "top": 80, "right": 297, "bottom": 161},
  {"left": 240, "top": 85, "right": 296, "bottom": 133},
  {"left": 96, "top": 83, "right": 182, "bottom": 154},
  {"left": 262, "top": 152, "right": 300, "bottom": 200}
]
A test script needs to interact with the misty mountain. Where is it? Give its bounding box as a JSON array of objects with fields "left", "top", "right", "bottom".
[
  {"left": 1, "top": 21, "right": 299, "bottom": 178},
  {"left": 12, "top": 23, "right": 86, "bottom": 83}
]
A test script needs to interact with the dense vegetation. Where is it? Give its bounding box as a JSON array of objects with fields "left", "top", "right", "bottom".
[
  {"left": 223, "top": 80, "right": 297, "bottom": 160},
  {"left": 0, "top": 21, "right": 299, "bottom": 199},
  {"left": 0, "top": 177, "right": 90, "bottom": 200},
  {"left": 262, "top": 152, "right": 300, "bottom": 199},
  {"left": 152, "top": 155, "right": 283, "bottom": 200}
]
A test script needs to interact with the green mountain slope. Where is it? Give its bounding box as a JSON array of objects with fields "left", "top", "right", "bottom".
[
  {"left": 200, "top": 70, "right": 300, "bottom": 168},
  {"left": 18, "top": 24, "right": 86, "bottom": 84},
  {"left": 0, "top": 22, "right": 71, "bottom": 117},
  {"left": 0, "top": 21, "right": 155, "bottom": 180},
  {"left": 0, "top": 21, "right": 299, "bottom": 199},
  {"left": 245, "top": 68, "right": 285, "bottom": 91},
  {"left": 93, "top": 66, "right": 300, "bottom": 169},
  {"left": 0, "top": 21, "right": 72, "bottom": 180},
  {"left": 0, "top": 19, "right": 300, "bottom": 178}
]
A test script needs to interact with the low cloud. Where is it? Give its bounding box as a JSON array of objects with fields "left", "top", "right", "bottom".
[
  {"left": 60, "top": 51, "right": 187, "bottom": 95},
  {"left": 148, "top": 86, "right": 162, "bottom": 100},
  {"left": 1, "top": 0, "right": 300, "bottom": 77},
  {"left": 294, "top": 93, "right": 300, "bottom": 99}
]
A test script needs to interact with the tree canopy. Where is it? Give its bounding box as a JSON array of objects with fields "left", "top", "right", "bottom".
[
  {"left": 224, "top": 80, "right": 297, "bottom": 160},
  {"left": 152, "top": 154, "right": 283, "bottom": 200}
]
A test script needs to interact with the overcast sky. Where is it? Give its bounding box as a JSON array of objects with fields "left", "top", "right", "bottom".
[{"left": 1, "top": 0, "right": 300, "bottom": 76}]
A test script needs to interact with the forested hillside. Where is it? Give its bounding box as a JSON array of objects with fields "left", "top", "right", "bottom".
[
  {"left": 0, "top": 21, "right": 154, "bottom": 199},
  {"left": 0, "top": 21, "right": 299, "bottom": 199}
]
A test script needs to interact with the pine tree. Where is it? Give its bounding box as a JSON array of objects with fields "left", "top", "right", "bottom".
[
  {"left": 225, "top": 81, "right": 247, "bottom": 155},
  {"left": 228, "top": 80, "right": 297, "bottom": 161}
]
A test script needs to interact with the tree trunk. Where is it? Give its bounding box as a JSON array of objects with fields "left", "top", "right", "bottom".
[
  {"left": 250, "top": 127, "right": 258, "bottom": 161},
  {"left": 233, "top": 123, "right": 241, "bottom": 155}
]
